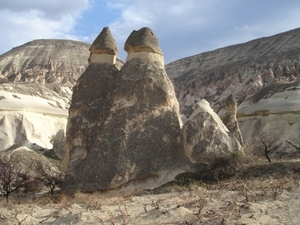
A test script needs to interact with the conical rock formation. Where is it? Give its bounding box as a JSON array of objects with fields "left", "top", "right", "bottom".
[
  {"left": 88, "top": 27, "right": 118, "bottom": 65},
  {"left": 221, "top": 94, "right": 243, "bottom": 145},
  {"left": 182, "top": 99, "right": 243, "bottom": 164},
  {"left": 63, "top": 27, "right": 184, "bottom": 192},
  {"left": 125, "top": 27, "right": 164, "bottom": 67}
]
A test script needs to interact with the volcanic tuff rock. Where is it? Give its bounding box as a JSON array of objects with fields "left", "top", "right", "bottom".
[
  {"left": 125, "top": 27, "right": 165, "bottom": 67},
  {"left": 63, "top": 27, "right": 185, "bottom": 192},
  {"left": 89, "top": 27, "right": 119, "bottom": 66},
  {"left": 0, "top": 39, "right": 123, "bottom": 87},
  {"left": 182, "top": 99, "right": 243, "bottom": 164},
  {"left": 238, "top": 80, "right": 300, "bottom": 156},
  {"left": 89, "top": 27, "right": 118, "bottom": 55},
  {"left": 124, "top": 27, "right": 163, "bottom": 55},
  {"left": 166, "top": 28, "right": 300, "bottom": 116},
  {"left": 220, "top": 94, "right": 243, "bottom": 145},
  {"left": 0, "top": 83, "right": 69, "bottom": 151}
]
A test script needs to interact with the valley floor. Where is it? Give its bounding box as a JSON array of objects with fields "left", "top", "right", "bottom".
[{"left": 1, "top": 160, "right": 300, "bottom": 225}]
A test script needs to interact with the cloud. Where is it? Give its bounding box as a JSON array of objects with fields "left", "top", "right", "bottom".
[
  {"left": 104, "top": 0, "right": 300, "bottom": 63},
  {"left": 106, "top": 0, "right": 222, "bottom": 61},
  {"left": 1, "top": 0, "right": 300, "bottom": 64},
  {"left": 0, "top": 0, "right": 90, "bottom": 54}
]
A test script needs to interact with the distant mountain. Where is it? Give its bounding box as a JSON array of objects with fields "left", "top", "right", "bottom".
[
  {"left": 166, "top": 27, "right": 300, "bottom": 115},
  {"left": 166, "top": 27, "right": 300, "bottom": 154},
  {"left": 0, "top": 39, "right": 123, "bottom": 86}
]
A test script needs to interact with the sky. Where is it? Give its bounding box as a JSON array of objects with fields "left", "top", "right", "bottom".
[{"left": 0, "top": 0, "right": 300, "bottom": 63}]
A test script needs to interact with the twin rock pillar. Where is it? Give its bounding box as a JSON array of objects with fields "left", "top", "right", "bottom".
[{"left": 63, "top": 27, "right": 185, "bottom": 192}]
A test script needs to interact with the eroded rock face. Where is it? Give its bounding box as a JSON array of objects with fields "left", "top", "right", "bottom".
[
  {"left": 0, "top": 39, "right": 124, "bottom": 87},
  {"left": 62, "top": 63, "right": 120, "bottom": 181},
  {"left": 63, "top": 28, "right": 184, "bottom": 192},
  {"left": 182, "top": 100, "right": 243, "bottom": 164},
  {"left": 220, "top": 94, "right": 243, "bottom": 145},
  {"left": 238, "top": 80, "right": 300, "bottom": 157},
  {"left": 0, "top": 83, "right": 68, "bottom": 150},
  {"left": 167, "top": 28, "right": 300, "bottom": 116}
]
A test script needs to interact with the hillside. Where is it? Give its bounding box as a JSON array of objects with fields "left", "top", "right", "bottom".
[
  {"left": 0, "top": 39, "right": 123, "bottom": 87},
  {"left": 166, "top": 28, "right": 300, "bottom": 115}
]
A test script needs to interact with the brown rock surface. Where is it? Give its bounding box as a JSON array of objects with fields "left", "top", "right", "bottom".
[
  {"left": 63, "top": 57, "right": 185, "bottom": 191},
  {"left": 124, "top": 27, "right": 163, "bottom": 55},
  {"left": 63, "top": 28, "right": 185, "bottom": 192},
  {"left": 220, "top": 94, "right": 243, "bottom": 145},
  {"left": 89, "top": 27, "right": 118, "bottom": 55}
]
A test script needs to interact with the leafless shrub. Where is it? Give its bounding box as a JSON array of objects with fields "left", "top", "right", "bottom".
[
  {"left": 34, "top": 162, "right": 64, "bottom": 195},
  {"left": 151, "top": 199, "right": 162, "bottom": 209},
  {"left": 248, "top": 132, "right": 282, "bottom": 163},
  {"left": 0, "top": 162, "right": 29, "bottom": 202}
]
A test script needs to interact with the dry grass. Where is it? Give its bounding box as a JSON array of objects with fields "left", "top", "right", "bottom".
[{"left": 0, "top": 158, "right": 300, "bottom": 224}]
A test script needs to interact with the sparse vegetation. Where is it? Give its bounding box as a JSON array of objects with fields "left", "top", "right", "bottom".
[
  {"left": 0, "top": 161, "right": 29, "bottom": 202},
  {"left": 34, "top": 162, "right": 64, "bottom": 195},
  {"left": 0, "top": 138, "right": 299, "bottom": 224}
]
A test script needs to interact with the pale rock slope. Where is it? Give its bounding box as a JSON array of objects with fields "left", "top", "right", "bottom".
[
  {"left": 182, "top": 99, "right": 243, "bottom": 164},
  {"left": 238, "top": 80, "right": 300, "bottom": 154},
  {"left": 0, "top": 83, "right": 69, "bottom": 150},
  {"left": 0, "top": 39, "right": 123, "bottom": 87}
]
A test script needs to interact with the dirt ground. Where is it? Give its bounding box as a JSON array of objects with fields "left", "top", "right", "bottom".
[{"left": 1, "top": 160, "right": 300, "bottom": 225}]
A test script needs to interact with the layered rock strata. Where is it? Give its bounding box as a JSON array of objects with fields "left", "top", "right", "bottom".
[
  {"left": 166, "top": 28, "right": 300, "bottom": 116},
  {"left": 238, "top": 80, "right": 300, "bottom": 156}
]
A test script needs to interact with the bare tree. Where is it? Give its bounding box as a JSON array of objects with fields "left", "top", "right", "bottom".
[
  {"left": 260, "top": 133, "right": 282, "bottom": 163},
  {"left": 0, "top": 162, "right": 28, "bottom": 202},
  {"left": 34, "top": 163, "right": 64, "bottom": 195}
]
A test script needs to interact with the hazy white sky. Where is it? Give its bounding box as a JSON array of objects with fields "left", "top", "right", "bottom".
[{"left": 1, "top": 0, "right": 300, "bottom": 63}]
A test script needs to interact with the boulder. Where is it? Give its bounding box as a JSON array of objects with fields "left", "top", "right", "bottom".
[
  {"left": 182, "top": 99, "right": 243, "bottom": 164},
  {"left": 124, "top": 27, "right": 164, "bottom": 67},
  {"left": 124, "top": 27, "right": 163, "bottom": 55}
]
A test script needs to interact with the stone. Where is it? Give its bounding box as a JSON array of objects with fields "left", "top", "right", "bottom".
[
  {"left": 166, "top": 28, "right": 300, "bottom": 116},
  {"left": 124, "top": 27, "right": 164, "bottom": 67},
  {"left": 63, "top": 28, "right": 184, "bottom": 192},
  {"left": 52, "top": 129, "right": 66, "bottom": 160},
  {"left": 62, "top": 63, "right": 120, "bottom": 176},
  {"left": 182, "top": 99, "right": 243, "bottom": 164},
  {"left": 89, "top": 27, "right": 118, "bottom": 65},
  {"left": 0, "top": 83, "right": 68, "bottom": 151},
  {"left": 220, "top": 94, "right": 243, "bottom": 145},
  {"left": 124, "top": 27, "right": 163, "bottom": 55},
  {"left": 89, "top": 27, "right": 118, "bottom": 55}
]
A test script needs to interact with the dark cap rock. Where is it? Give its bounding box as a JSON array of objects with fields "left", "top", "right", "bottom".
[
  {"left": 89, "top": 27, "right": 118, "bottom": 55},
  {"left": 124, "top": 27, "right": 163, "bottom": 55}
]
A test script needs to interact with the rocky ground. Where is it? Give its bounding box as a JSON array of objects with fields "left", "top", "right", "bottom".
[{"left": 1, "top": 159, "right": 300, "bottom": 225}]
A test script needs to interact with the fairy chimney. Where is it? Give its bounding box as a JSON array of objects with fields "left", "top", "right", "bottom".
[
  {"left": 88, "top": 27, "right": 118, "bottom": 65},
  {"left": 124, "top": 27, "right": 164, "bottom": 67}
]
